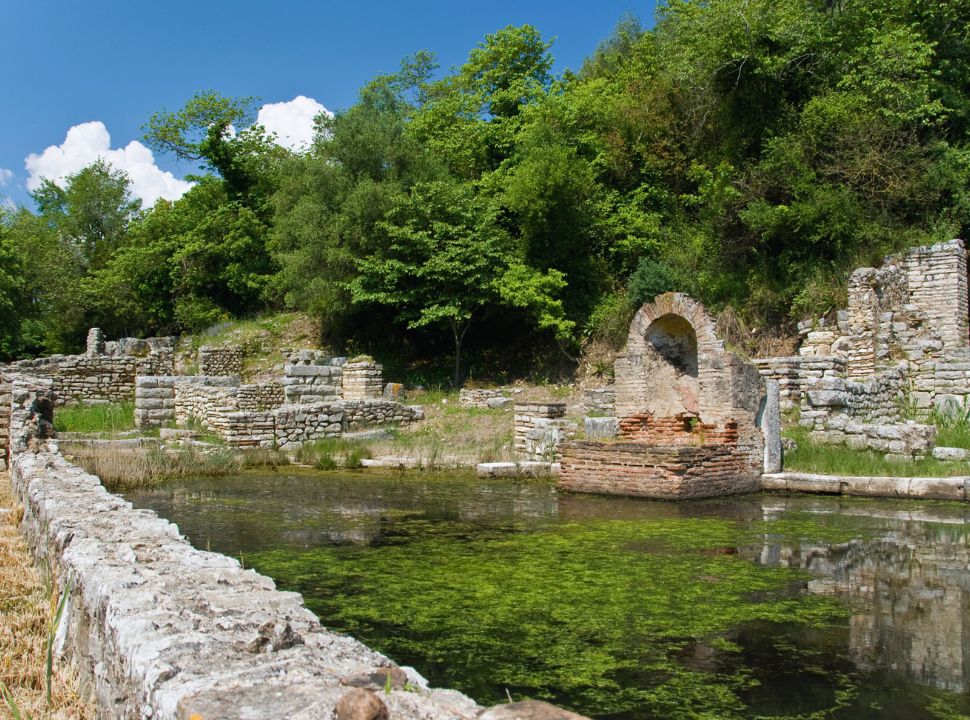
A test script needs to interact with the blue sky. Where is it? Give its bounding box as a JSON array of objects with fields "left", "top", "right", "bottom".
[{"left": 2, "top": 0, "right": 655, "bottom": 209}]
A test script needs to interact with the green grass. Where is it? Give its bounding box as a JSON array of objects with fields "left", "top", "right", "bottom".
[
  {"left": 295, "top": 438, "right": 374, "bottom": 470},
  {"left": 928, "top": 405, "right": 970, "bottom": 450},
  {"left": 53, "top": 402, "right": 134, "bottom": 434},
  {"left": 783, "top": 426, "right": 968, "bottom": 477}
]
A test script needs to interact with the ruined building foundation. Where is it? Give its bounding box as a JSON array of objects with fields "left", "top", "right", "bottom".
[{"left": 559, "top": 294, "right": 777, "bottom": 499}]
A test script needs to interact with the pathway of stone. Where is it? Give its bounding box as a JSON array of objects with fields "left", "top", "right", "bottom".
[{"left": 0, "top": 471, "right": 89, "bottom": 719}]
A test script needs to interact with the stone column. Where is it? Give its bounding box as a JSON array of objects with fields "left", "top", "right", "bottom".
[
  {"left": 86, "top": 327, "right": 105, "bottom": 357},
  {"left": 759, "top": 379, "right": 782, "bottom": 473}
]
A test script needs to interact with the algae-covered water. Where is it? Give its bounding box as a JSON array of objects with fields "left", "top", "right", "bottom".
[{"left": 126, "top": 471, "right": 970, "bottom": 720}]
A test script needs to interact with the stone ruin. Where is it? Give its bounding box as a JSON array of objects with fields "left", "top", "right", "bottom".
[
  {"left": 0, "top": 331, "right": 422, "bottom": 458},
  {"left": 757, "top": 238, "right": 970, "bottom": 459},
  {"left": 558, "top": 294, "right": 777, "bottom": 499}
]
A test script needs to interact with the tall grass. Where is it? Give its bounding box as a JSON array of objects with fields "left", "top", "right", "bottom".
[
  {"left": 783, "top": 427, "right": 967, "bottom": 477},
  {"left": 929, "top": 403, "right": 970, "bottom": 450},
  {"left": 53, "top": 402, "right": 134, "bottom": 434},
  {"left": 295, "top": 438, "right": 374, "bottom": 470},
  {"left": 69, "top": 445, "right": 242, "bottom": 489}
]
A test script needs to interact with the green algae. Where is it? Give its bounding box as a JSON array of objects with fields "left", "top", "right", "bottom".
[
  {"left": 126, "top": 473, "right": 970, "bottom": 720},
  {"left": 250, "top": 515, "right": 850, "bottom": 719}
]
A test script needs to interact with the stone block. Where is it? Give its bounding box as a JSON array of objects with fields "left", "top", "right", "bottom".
[{"left": 584, "top": 417, "right": 619, "bottom": 439}]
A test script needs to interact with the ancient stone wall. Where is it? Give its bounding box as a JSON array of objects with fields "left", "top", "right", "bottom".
[
  {"left": 283, "top": 362, "right": 342, "bottom": 404},
  {"left": 271, "top": 402, "right": 345, "bottom": 449},
  {"left": 197, "top": 345, "right": 244, "bottom": 376},
  {"left": 5, "top": 383, "right": 492, "bottom": 719},
  {"left": 342, "top": 360, "right": 384, "bottom": 400},
  {"left": 173, "top": 377, "right": 240, "bottom": 429},
  {"left": 237, "top": 382, "right": 286, "bottom": 412},
  {"left": 459, "top": 388, "right": 510, "bottom": 408},
  {"left": 779, "top": 240, "right": 970, "bottom": 414},
  {"left": 754, "top": 357, "right": 846, "bottom": 412},
  {"left": 344, "top": 400, "right": 423, "bottom": 431},
  {"left": 514, "top": 403, "right": 577, "bottom": 461},
  {"left": 583, "top": 387, "right": 616, "bottom": 416},
  {"left": 0, "top": 330, "right": 175, "bottom": 407},
  {"left": 133, "top": 376, "right": 177, "bottom": 429}
]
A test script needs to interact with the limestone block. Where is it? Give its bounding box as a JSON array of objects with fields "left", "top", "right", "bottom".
[
  {"left": 584, "top": 417, "right": 619, "bottom": 439},
  {"left": 933, "top": 446, "right": 968, "bottom": 461}
]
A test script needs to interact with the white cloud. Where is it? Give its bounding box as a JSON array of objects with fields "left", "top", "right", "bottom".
[
  {"left": 24, "top": 121, "right": 192, "bottom": 207},
  {"left": 0, "top": 168, "right": 13, "bottom": 187},
  {"left": 257, "top": 96, "right": 332, "bottom": 152}
]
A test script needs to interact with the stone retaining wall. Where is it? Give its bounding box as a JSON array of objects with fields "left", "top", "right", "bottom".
[
  {"left": 458, "top": 388, "right": 509, "bottom": 408},
  {"left": 6, "top": 382, "right": 490, "bottom": 719},
  {"left": 173, "top": 377, "right": 240, "bottom": 430},
  {"left": 583, "top": 387, "right": 616, "bottom": 416},
  {"left": 197, "top": 345, "right": 243, "bottom": 376}
]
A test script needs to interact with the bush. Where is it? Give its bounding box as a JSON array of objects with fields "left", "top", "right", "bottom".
[{"left": 627, "top": 259, "right": 681, "bottom": 309}]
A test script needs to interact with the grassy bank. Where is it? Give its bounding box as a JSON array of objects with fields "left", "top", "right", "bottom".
[
  {"left": 783, "top": 427, "right": 968, "bottom": 477},
  {"left": 0, "top": 473, "right": 90, "bottom": 718}
]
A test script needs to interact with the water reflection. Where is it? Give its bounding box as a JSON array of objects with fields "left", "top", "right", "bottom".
[{"left": 754, "top": 496, "right": 970, "bottom": 693}]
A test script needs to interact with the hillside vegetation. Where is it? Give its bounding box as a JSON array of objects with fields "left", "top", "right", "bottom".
[{"left": 2, "top": 0, "right": 968, "bottom": 384}]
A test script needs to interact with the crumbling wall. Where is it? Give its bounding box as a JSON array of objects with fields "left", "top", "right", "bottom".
[
  {"left": 0, "top": 329, "right": 175, "bottom": 406},
  {"left": 754, "top": 357, "right": 846, "bottom": 411},
  {"left": 514, "top": 403, "right": 578, "bottom": 461},
  {"left": 779, "top": 240, "right": 970, "bottom": 415}
]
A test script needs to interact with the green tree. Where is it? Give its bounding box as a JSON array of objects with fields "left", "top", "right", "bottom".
[
  {"left": 350, "top": 181, "right": 570, "bottom": 385},
  {"left": 32, "top": 159, "right": 141, "bottom": 270}
]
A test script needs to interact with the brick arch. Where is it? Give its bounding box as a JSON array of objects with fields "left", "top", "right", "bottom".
[{"left": 627, "top": 293, "right": 723, "bottom": 356}]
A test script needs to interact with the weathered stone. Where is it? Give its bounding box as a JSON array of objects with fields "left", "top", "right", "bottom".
[
  {"left": 933, "top": 446, "right": 968, "bottom": 461},
  {"left": 479, "top": 700, "right": 591, "bottom": 720},
  {"left": 334, "top": 689, "right": 389, "bottom": 720},
  {"left": 583, "top": 416, "right": 618, "bottom": 439}
]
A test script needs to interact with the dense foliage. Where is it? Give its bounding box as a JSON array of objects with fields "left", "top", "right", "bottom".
[{"left": 3, "top": 0, "right": 968, "bottom": 381}]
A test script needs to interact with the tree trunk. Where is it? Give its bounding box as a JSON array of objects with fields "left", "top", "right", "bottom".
[{"left": 451, "top": 321, "right": 471, "bottom": 388}]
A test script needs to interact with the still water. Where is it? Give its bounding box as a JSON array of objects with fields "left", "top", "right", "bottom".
[{"left": 126, "top": 470, "right": 970, "bottom": 720}]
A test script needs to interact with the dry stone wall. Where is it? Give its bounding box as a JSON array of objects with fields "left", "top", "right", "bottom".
[
  {"left": 5, "top": 384, "right": 497, "bottom": 720},
  {"left": 197, "top": 345, "right": 244, "bottom": 376}
]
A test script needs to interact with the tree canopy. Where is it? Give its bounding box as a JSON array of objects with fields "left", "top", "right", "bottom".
[{"left": 4, "top": 2, "right": 969, "bottom": 384}]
